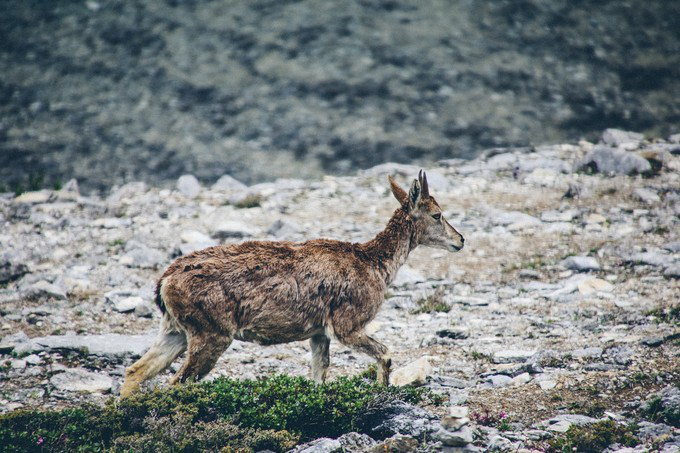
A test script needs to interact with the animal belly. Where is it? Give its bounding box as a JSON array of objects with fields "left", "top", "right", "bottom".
[{"left": 235, "top": 325, "right": 323, "bottom": 345}]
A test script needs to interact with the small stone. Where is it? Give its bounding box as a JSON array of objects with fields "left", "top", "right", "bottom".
[
  {"left": 390, "top": 357, "right": 433, "bottom": 387},
  {"left": 519, "top": 269, "right": 541, "bottom": 279},
  {"left": 561, "top": 256, "right": 600, "bottom": 272},
  {"left": 24, "top": 354, "right": 42, "bottom": 365},
  {"left": 493, "top": 349, "right": 536, "bottom": 364},
  {"left": 450, "top": 406, "right": 469, "bottom": 418},
  {"left": 546, "top": 414, "right": 598, "bottom": 429},
  {"left": 585, "top": 213, "right": 607, "bottom": 224},
  {"left": 663, "top": 241, "right": 680, "bottom": 253},
  {"left": 428, "top": 376, "right": 471, "bottom": 389},
  {"left": 211, "top": 221, "right": 258, "bottom": 239},
  {"left": 601, "top": 129, "right": 644, "bottom": 149},
  {"left": 627, "top": 251, "right": 672, "bottom": 267},
  {"left": 13, "top": 190, "right": 53, "bottom": 205},
  {"left": 0, "top": 331, "right": 31, "bottom": 354},
  {"left": 664, "top": 264, "right": 680, "bottom": 279},
  {"left": 487, "top": 435, "right": 516, "bottom": 452},
  {"left": 180, "top": 230, "right": 213, "bottom": 244},
  {"left": 368, "top": 435, "right": 419, "bottom": 453},
  {"left": 539, "top": 380, "right": 557, "bottom": 390},
  {"left": 512, "top": 372, "right": 532, "bottom": 385},
  {"left": 438, "top": 425, "right": 474, "bottom": 446},
  {"left": 487, "top": 374, "right": 513, "bottom": 388},
  {"left": 267, "top": 219, "right": 303, "bottom": 238},
  {"left": 10, "top": 359, "right": 27, "bottom": 369},
  {"left": 572, "top": 347, "right": 603, "bottom": 359},
  {"left": 541, "top": 210, "right": 577, "bottom": 222},
  {"left": 436, "top": 329, "right": 469, "bottom": 340},
  {"left": 291, "top": 438, "right": 342, "bottom": 453},
  {"left": 0, "top": 256, "right": 29, "bottom": 284},
  {"left": 494, "top": 211, "right": 541, "bottom": 227},
  {"left": 637, "top": 421, "right": 674, "bottom": 440},
  {"left": 55, "top": 178, "right": 80, "bottom": 201},
  {"left": 121, "top": 245, "right": 166, "bottom": 269},
  {"left": 113, "top": 296, "right": 143, "bottom": 313},
  {"left": 336, "top": 432, "right": 376, "bottom": 452},
  {"left": 212, "top": 174, "right": 247, "bottom": 191},
  {"left": 578, "top": 278, "right": 614, "bottom": 295},
  {"left": 442, "top": 416, "right": 469, "bottom": 431},
  {"left": 25, "top": 281, "right": 67, "bottom": 300},
  {"left": 93, "top": 217, "right": 132, "bottom": 229},
  {"left": 134, "top": 302, "right": 155, "bottom": 318},
  {"left": 50, "top": 368, "right": 113, "bottom": 393},
  {"left": 177, "top": 174, "right": 201, "bottom": 198},
  {"left": 641, "top": 337, "right": 664, "bottom": 347},
  {"left": 634, "top": 188, "right": 661, "bottom": 204}
]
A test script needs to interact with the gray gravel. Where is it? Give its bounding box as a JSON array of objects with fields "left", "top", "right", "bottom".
[{"left": 0, "top": 130, "right": 678, "bottom": 450}]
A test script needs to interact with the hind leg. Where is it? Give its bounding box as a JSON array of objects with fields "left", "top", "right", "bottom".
[
  {"left": 121, "top": 329, "right": 187, "bottom": 397},
  {"left": 337, "top": 331, "right": 391, "bottom": 385},
  {"left": 310, "top": 334, "right": 330, "bottom": 383},
  {"left": 169, "top": 332, "right": 232, "bottom": 384}
]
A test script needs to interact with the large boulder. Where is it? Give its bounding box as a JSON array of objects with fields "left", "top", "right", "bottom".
[
  {"left": 577, "top": 146, "right": 651, "bottom": 175},
  {"left": 358, "top": 399, "right": 439, "bottom": 439}
]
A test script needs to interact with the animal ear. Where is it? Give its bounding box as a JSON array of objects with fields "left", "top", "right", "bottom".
[
  {"left": 388, "top": 175, "right": 408, "bottom": 205},
  {"left": 419, "top": 170, "right": 429, "bottom": 198},
  {"left": 408, "top": 178, "right": 421, "bottom": 209}
]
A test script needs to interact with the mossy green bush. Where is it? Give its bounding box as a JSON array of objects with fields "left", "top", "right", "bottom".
[
  {"left": 0, "top": 374, "right": 437, "bottom": 452},
  {"left": 548, "top": 420, "right": 639, "bottom": 452}
]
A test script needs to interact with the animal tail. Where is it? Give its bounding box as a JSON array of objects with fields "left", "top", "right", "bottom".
[{"left": 155, "top": 279, "right": 166, "bottom": 314}]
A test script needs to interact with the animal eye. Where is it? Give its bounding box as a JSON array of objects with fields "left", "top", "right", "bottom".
[{"left": 432, "top": 213, "right": 441, "bottom": 220}]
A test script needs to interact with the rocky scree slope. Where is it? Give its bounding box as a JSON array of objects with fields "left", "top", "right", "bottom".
[{"left": 0, "top": 130, "right": 679, "bottom": 451}]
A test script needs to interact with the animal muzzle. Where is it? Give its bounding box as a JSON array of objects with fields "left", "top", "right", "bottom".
[{"left": 446, "top": 222, "right": 465, "bottom": 251}]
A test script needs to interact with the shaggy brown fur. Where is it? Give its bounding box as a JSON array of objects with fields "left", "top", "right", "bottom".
[{"left": 120, "top": 172, "right": 464, "bottom": 397}]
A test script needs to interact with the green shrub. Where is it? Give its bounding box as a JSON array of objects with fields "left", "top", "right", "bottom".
[
  {"left": 111, "top": 413, "right": 297, "bottom": 452},
  {"left": 549, "top": 420, "right": 639, "bottom": 452},
  {"left": 0, "top": 374, "right": 437, "bottom": 452},
  {"left": 641, "top": 395, "right": 680, "bottom": 428}
]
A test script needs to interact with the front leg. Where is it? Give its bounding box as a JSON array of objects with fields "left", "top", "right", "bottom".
[
  {"left": 337, "top": 330, "right": 392, "bottom": 385},
  {"left": 310, "top": 334, "right": 330, "bottom": 383}
]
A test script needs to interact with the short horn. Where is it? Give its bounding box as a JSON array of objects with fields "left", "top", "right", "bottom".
[{"left": 420, "top": 170, "right": 429, "bottom": 197}]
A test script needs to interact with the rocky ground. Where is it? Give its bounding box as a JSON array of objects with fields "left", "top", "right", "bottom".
[
  {"left": 1, "top": 129, "right": 679, "bottom": 451},
  {"left": 2, "top": 0, "right": 679, "bottom": 192}
]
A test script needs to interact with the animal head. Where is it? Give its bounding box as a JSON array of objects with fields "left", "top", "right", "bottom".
[{"left": 388, "top": 171, "right": 464, "bottom": 252}]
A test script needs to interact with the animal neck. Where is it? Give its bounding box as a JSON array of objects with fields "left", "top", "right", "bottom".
[{"left": 361, "top": 207, "right": 420, "bottom": 285}]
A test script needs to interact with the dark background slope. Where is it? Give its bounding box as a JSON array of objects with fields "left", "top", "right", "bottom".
[{"left": 1, "top": 0, "right": 678, "bottom": 192}]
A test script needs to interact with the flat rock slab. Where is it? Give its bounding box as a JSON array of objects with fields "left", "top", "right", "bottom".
[
  {"left": 50, "top": 367, "right": 113, "bottom": 393},
  {"left": 30, "top": 333, "right": 155, "bottom": 359}
]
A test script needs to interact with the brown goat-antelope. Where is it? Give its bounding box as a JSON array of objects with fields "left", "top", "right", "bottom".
[{"left": 120, "top": 171, "right": 464, "bottom": 397}]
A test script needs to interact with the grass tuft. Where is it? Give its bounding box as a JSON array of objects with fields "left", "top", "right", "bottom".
[{"left": 411, "top": 287, "right": 450, "bottom": 314}]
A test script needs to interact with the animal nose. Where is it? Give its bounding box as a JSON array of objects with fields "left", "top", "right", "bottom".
[{"left": 460, "top": 236, "right": 465, "bottom": 244}]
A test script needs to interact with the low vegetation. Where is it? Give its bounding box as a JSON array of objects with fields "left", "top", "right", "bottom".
[
  {"left": 0, "top": 374, "right": 437, "bottom": 452},
  {"left": 548, "top": 420, "right": 639, "bottom": 452},
  {"left": 640, "top": 389, "right": 680, "bottom": 428},
  {"left": 412, "top": 287, "right": 450, "bottom": 314}
]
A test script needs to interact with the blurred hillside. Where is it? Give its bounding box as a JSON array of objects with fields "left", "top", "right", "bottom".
[{"left": 1, "top": 0, "right": 678, "bottom": 192}]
